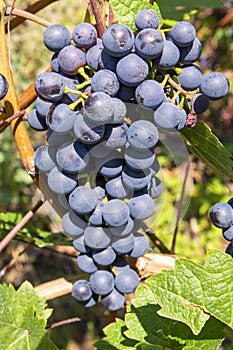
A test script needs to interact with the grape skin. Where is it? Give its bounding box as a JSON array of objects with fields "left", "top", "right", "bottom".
[
  {"left": 135, "top": 9, "right": 159, "bottom": 31},
  {"left": 102, "top": 23, "right": 134, "bottom": 58},
  {"left": 0, "top": 74, "right": 8, "bottom": 100},
  {"left": 200, "top": 72, "right": 230, "bottom": 100},
  {"left": 43, "top": 24, "right": 70, "bottom": 52},
  {"left": 116, "top": 53, "right": 149, "bottom": 87}
]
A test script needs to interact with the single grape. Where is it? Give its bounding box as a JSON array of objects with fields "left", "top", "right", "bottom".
[
  {"left": 153, "top": 102, "right": 186, "bottom": 131},
  {"left": 72, "top": 280, "right": 92, "bottom": 302},
  {"left": 111, "top": 233, "right": 135, "bottom": 254},
  {"left": 46, "top": 103, "right": 76, "bottom": 134},
  {"left": 171, "top": 21, "right": 196, "bottom": 47},
  {"left": 96, "top": 153, "right": 124, "bottom": 179},
  {"left": 84, "top": 91, "right": 114, "bottom": 124},
  {"left": 122, "top": 166, "right": 151, "bottom": 190},
  {"left": 91, "top": 69, "right": 120, "bottom": 96},
  {"left": 86, "top": 200, "right": 105, "bottom": 226},
  {"left": 114, "top": 268, "right": 139, "bottom": 294},
  {"left": 92, "top": 246, "right": 117, "bottom": 266},
  {"left": 222, "top": 225, "right": 233, "bottom": 242},
  {"left": 110, "top": 97, "right": 127, "bottom": 123},
  {"left": 148, "top": 176, "right": 163, "bottom": 199},
  {"left": 73, "top": 234, "right": 91, "bottom": 254},
  {"left": 105, "top": 176, "right": 131, "bottom": 199},
  {"left": 86, "top": 44, "right": 103, "bottom": 71},
  {"left": 35, "top": 72, "right": 65, "bottom": 102},
  {"left": 89, "top": 270, "right": 114, "bottom": 295},
  {"left": 129, "top": 193, "right": 155, "bottom": 220},
  {"left": 135, "top": 79, "right": 164, "bottom": 109},
  {"left": 73, "top": 113, "right": 105, "bottom": 144},
  {"left": 135, "top": 9, "right": 159, "bottom": 31},
  {"left": 135, "top": 28, "right": 164, "bottom": 59},
  {"left": 28, "top": 108, "right": 48, "bottom": 131},
  {"left": 116, "top": 84, "right": 136, "bottom": 102},
  {"left": 43, "top": 24, "right": 70, "bottom": 52},
  {"left": 178, "top": 64, "right": 203, "bottom": 91},
  {"left": 152, "top": 40, "right": 180, "bottom": 69},
  {"left": 191, "top": 94, "right": 209, "bottom": 114},
  {"left": 69, "top": 186, "right": 98, "bottom": 215},
  {"left": 47, "top": 166, "right": 77, "bottom": 195},
  {"left": 101, "top": 288, "right": 125, "bottom": 311},
  {"left": 84, "top": 226, "right": 112, "bottom": 250},
  {"left": 104, "top": 123, "right": 128, "bottom": 149},
  {"left": 179, "top": 37, "right": 202, "bottom": 64},
  {"left": 58, "top": 44, "right": 86, "bottom": 75},
  {"left": 0, "top": 74, "right": 8, "bottom": 99},
  {"left": 116, "top": 53, "right": 149, "bottom": 87},
  {"left": 72, "top": 22, "right": 97, "bottom": 49},
  {"left": 35, "top": 97, "right": 52, "bottom": 118},
  {"left": 127, "top": 120, "right": 159, "bottom": 150},
  {"left": 125, "top": 146, "right": 155, "bottom": 171},
  {"left": 209, "top": 202, "right": 233, "bottom": 229},
  {"left": 108, "top": 217, "right": 134, "bottom": 237},
  {"left": 56, "top": 141, "right": 89, "bottom": 174},
  {"left": 62, "top": 210, "right": 87, "bottom": 238},
  {"left": 98, "top": 49, "right": 119, "bottom": 72},
  {"left": 103, "top": 199, "right": 130, "bottom": 227},
  {"left": 34, "top": 145, "right": 56, "bottom": 172},
  {"left": 102, "top": 23, "right": 134, "bottom": 57},
  {"left": 200, "top": 72, "right": 230, "bottom": 100},
  {"left": 77, "top": 253, "right": 98, "bottom": 274},
  {"left": 128, "top": 232, "right": 149, "bottom": 258}
]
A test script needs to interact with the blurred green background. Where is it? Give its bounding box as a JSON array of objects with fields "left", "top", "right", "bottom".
[{"left": 0, "top": 1, "right": 233, "bottom": 349}]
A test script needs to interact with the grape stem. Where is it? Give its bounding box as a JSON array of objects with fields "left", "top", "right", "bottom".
[
  {"left": 0, "top": 109, "right": 26, "bottom": 131},
  {"left": 5, "top": 0, "right": 58, "bottom": 32},
  {"left": 161, "top": 73, "right": 195, "bottom": 101},
  {"left": 5, "top": 6, "right": 52, "bottom": 27},
  {"left": 170, "top": 160, "right": 191, "bottom": 254},
  {"left": 0, "top": 199, "right": 44, "bottom": 253}
]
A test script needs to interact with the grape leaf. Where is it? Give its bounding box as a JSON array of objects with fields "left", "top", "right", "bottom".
[
  {"left": 155, "top": 0, "right": 224, "bottom": 20},
  {"left": 146, "top": 250, "right": 233, "bottom": 335},
  {"left": 181, "top": 121, "right": 233, "bottom": 180},
  {"left": 0, "top": 212, "right": 70, "bottom": 247},
  {"left": 0, "top": 281, "right": 57, "bottom": 350},
  {"left": 109, "top": 0, "right": 163, "bottom": 31},
  {"left": 94, "top": 318, "right": 138, "bottom": 350}
]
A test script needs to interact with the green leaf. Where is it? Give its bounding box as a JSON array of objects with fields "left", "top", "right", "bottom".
[
  {"left": 155, "top": 0, "right": 224, "bottom": 21},
  {"left": 0, "top": 281, "right": 57, "bottom": 350},
  {"left": 94, "top": 318, "right": 138, "bottom": 350},
  {"left": 146, "top": 250, "right": 233, "bottom": 335},
  {"left": 181, "top": 121, "right": 233, "bottom": 180},
  {"left": 109, "top": 0, "right": 163, "bottom": 31},
  {"left": 0, "top": 212, "right": 70, "bottom": 247}
]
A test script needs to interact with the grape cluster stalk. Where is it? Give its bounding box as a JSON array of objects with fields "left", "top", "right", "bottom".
[{"left": 27, "top": 8, "right": 229, "bottom": 311}]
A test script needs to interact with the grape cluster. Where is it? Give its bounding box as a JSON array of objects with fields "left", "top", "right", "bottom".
[
  {"left": 28, "top": 8, "right": 229, "bottom": 311},
  {"left": 209, "top": 199, "right": 233, "bottom": 256}
]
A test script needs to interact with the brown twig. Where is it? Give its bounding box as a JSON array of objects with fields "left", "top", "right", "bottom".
[
  {"left": 5, "top": 7, "right": 52, "bottom": 28},
  {"left": 0, "top": 243, "right": 32, "bottom": 278},
  {"left": 170, "top": 161, "right": 191, "bottom": 254},
  {"left": 0, "top": 109, "right": 26, "bottom": 130},
  {"left": 0, "top": 0, "right": 37, "bottom": 181},
  {"left": 0, "top": 199, "right": 43, "bottom": 253},
  {"left": 89, "top": 0, "right": 105, "bottom": 38},
  {"left": 5, "top": 0, "right": 58, "bottom": 32},
  {"left": 47, "top": 317, "right": 81, "bottom": 329}
]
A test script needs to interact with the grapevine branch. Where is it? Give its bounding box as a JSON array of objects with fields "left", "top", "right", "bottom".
[
  {"left": 0, "top": 0, "right": 37, "bottom": 180},
  {"left": 5, "top": 7, "right": 52, "bottom": 27},
  {"left": 5, "top": 0, "right": 57, "bottom": 32},
  {"left": 0, "top": 243, "right": 32, "bottom": 278},
  {"left": 170, "top": 161, "right": 191, "bottom": 254},
  {"left": 0, "top": 109, "right": 26, "bottom": 131},
  {"left": 89, "top": 0, "right": 105, "bottom": 38},
  {"left": 0, "top": 199, "right": 43, "bottom": 253}
]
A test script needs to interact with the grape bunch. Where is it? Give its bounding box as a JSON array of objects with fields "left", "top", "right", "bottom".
[
  {"left": 28, "top": 8, "right": 229, "bottom": 311},
  {"left": 209, "top": 199, "right": 233, "bottom": 256}
]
